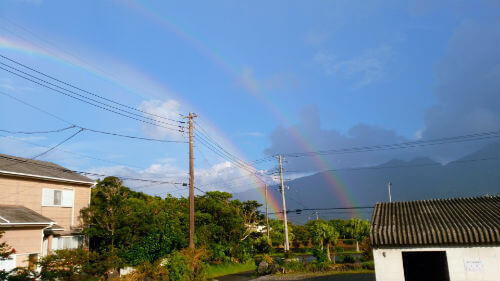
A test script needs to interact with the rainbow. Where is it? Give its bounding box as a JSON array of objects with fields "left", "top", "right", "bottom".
[
  {"left": 120, "top": 1, "right": 363, "bottom": 217},
  {"left": 0, "top": 29, "right": 285, "bottom": 218}
]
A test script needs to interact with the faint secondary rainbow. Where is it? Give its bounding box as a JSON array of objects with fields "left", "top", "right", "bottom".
[
  {"left": 123, "top": 0, "right": 363, "bottom": 217},
  {"left": 0, "top": 33, "right": 284, "bottom": 218}
]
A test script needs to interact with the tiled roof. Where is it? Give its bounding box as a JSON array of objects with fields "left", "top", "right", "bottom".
[
  {"left": 0, "top": 153, "right": 94, "bottom": 184},
  {"left": 370, "top": 196, "right": 500, "bottom": 247},
  {"left": 0, "top": 205, "right": 54, "bottom": 224}
]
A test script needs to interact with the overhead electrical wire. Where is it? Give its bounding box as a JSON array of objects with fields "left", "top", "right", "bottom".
[
  {"left": 282, "top": 131, "right": 500, "bottom": 158},
  {"left": 0, "top": 90, "right": 187, "bottom": 143},
  {"left": 0, "top": 61, "right": 185, "bottom": 132},
  {"left": 0, "top": 54, "right": 184, "bottom": 124},
  {"left": 0, "top": 154, "right": 187, "bottom": 186}
]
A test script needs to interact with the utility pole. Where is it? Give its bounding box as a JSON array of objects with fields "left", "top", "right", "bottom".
[
  {"left": 265, "top": 184, "right": 270, "bottom": 239},
  {"left": 185, "top": 112, "right": 197, "bottom": 249},
  {"left": 388, "top": 181, "right": 392, "bottom": 203},
  {"left": 278, "top": 155, "right": 290, "bottom": 251},
  {"left": 315, "top": 211, "right": 319, "bottom": 221}
]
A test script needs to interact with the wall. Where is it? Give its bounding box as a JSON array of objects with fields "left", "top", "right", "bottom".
[
  {"left": 373, "top": 245, "right": 500, "bottom": 281},
  {"left": 0, "top": 176, "right": 91, "bottom": 230},
  {"left": 0, "top": 227, "right": 43, "bottom": 254}
]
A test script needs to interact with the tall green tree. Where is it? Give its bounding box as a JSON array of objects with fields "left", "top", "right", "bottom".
[
  {"left": 307, "top": 220, "right": 339, "bottom": 262},
  {"left": 345, "top": 218, "right": 370, "bottom": 252}
]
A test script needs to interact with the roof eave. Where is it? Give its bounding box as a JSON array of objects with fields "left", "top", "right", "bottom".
[{"left": 0, "top": 170, "right": 95, "bottom": 186}]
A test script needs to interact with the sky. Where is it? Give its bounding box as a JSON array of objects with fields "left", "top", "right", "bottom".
[{"left": 0, "top": 0, "right": 499, "bottom": 199}]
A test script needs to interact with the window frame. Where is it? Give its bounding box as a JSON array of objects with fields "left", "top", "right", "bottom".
[{"left": 42, "top": 188, "right": 74, "bottom": 207}]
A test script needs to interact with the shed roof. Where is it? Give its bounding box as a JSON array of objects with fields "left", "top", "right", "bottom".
[
  {"left": 0, "top": 205, "right": 54, "bottom": 225},
  {"left": 370, "top": 196, "right": 500, "bottom": 247},
  {"left": 0, "top": 153, "right": 94, "bottom": 184}
]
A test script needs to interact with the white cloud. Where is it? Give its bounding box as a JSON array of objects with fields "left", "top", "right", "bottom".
[
  {"left": 88, "top": 160, "right": 277, "bottom": 196},
  {"left": 314, "top": 46, "right": 392, "bottom": 87},
  {"left": 138, "top": 99, "right": 184, "bottom": 140}
]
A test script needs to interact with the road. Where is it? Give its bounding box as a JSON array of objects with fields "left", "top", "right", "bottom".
[{"left": 216, "top": 272, "right": 375, "bottom": 281}]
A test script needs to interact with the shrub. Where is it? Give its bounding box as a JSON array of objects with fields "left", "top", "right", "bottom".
[
  {"left": 253, "top": 236, "right": 272, "bottom": 254},
  {"left": 0, "top": 268, "right": 37, "bottom": 281},
  {"left": 360, "top": 238, "right": 373, "bottom": 261},
  {"left": 282, "top": 261, "right": 305, "bottom": 273},
  {"left": 339, "top": 255, "right": 355, "bottom": 264},
  {"left": 307, "top": 261, "right": 330, "bottom": 272},
  {"left": 311, "top": 247, "right": 328, "bottom": 263},
  {"left": 334, "top": 246, "right": 344, "bottom": 253},
  {"left": 362, "top": 261, "right": 375, "bottom": 270},
  {"left": 122, "top": 261, "right": 169, "bottom": 281},
  {"left": 38, "top": 249, "right": 105, "bottom": 281}
]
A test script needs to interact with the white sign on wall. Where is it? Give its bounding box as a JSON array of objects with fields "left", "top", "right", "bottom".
[{"left": 464, "top": 260, "right": 484, "bottom": 272}]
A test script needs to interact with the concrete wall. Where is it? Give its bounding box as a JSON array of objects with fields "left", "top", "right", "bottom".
[
  {"left": 0, "top": 175, "right": 91, "bottom": 230},
  {"left": 373, "top": 246, "right": 500, "bottom": 281}
]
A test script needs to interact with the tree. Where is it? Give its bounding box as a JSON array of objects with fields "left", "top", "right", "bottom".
[
  {"left": 269, "top": 219, "right": 294, "bottom": 249},
  {"left": 345, "top": 218, "right": 370, "bottom": 252},
  {"left": 0, "top": 231, "right": 14, "bottom": 259},
  {"left": 307, "top": 220, "right": 339, "bottom": 262},
  {"left": 291, "top": 225, "right": 309, "bottom": 249}
]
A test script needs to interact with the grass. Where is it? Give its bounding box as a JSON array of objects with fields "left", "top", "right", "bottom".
[{"left": 207, "top": 261, "right": 256, "bottom": 278}]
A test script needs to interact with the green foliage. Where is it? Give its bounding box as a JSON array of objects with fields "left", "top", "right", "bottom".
[
  {"left": 362, "top": 261, "right": 375, "bottom": 270},
  {"left": 282, "top": 260, "right": 305, "bottom": 273},
  {"left": 0, "top": 268, "right": 37, "bottom": 281},
  {"left": 345, "top": 218, "right": 370, "bottom": 242},
  {"left": 339, "top": 255, "right": 356, "bottom": 264},
  {"left": 268, "top": 219, "right": 294, "bottom": 248},
  {"left": 80, "top": 177, "right": 262, "bottom": 268},
  {"left": 291, "top": 225, "right": 309, "bottom": 248},
  {"left": 38, "top": 249, "right": 105, "bottom": 281},
  {"left": 360, "top": 237, "right": 373, "bottom": 261},
  {"left": 252, "top": 236, "right": 272, "bottom": 254},
  {"left": 311, "top": 247, "right": 328, "bottom": 263}
]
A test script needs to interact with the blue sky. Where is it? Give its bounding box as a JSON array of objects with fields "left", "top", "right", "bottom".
[{"left": 0, "top": 0, "right": 499, "bottom": 195}]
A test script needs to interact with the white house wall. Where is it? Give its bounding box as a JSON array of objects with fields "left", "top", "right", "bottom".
[{"left": 373, "top": 245, "right": 500, "bottom": 281}]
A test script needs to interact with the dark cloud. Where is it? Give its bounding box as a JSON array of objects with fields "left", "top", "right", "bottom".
[
  {"left": 264, "top": 21, "right": 500, "bottom": 172},
  {"left": 422, "top": 22, "right": 500, "bottom": 139},
  {"left": 264, "top": 105, "right": 415, "bottom": 172}
]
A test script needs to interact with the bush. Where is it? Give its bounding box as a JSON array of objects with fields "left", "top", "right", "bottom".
[
  {"left": 307, "top": 261, "right": 330, "bottom": 272},
  {"left": 253, "top": 236, "right": 272, "bottom": 254},
  {"left": 39, "top": 249, "right": 106, "bottom": 281},
  {"left": 362, "top": 261, "right": 375, "bottom": 270},
  {"left": 360, "top": 238, "right": 373, "bottom": 261},
  {"left": 339, "top": 255, "right": 355, "bottom": 264},
  {"left": 0, "top": 268, "right": 37, "bottom": 281},
  {"left": 334, "top": 246, "right": 344, "bottom": 253},
  {"left": 311, "top": 247, "right": 328, "bottom": 263},
  {"left": 282, "top": 261, "right": 305, "bottom": 273},
  {"left": 174, "top": 248, "right": 208, "bottom": 281},
  {"left": 122, "top": 261, "right": 169, "bottom": 281}
]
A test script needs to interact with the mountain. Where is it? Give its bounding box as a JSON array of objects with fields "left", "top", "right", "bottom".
[{"left": 233, "top": 142, "right": 500, "bottom": 224}]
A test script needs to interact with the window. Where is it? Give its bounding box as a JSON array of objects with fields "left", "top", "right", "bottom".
[
  {"left": 42, "top": 188, "right": 73, "bottom": 207},
  {"left": 52, "top": 236, "right": 84, "bottom": 251}
]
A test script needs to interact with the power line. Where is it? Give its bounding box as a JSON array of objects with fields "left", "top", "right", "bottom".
[
  {"left": 0, "top": 90, "right": 187, "bottom": 143},
  {"left": 268, "top": 206, "right": 374, "bottom": 215},
  {"left": 282, "top": 131, "right": 500, "bottom": 158},
  {"left": 0, "top": 63, "right": 185, "bottom": 132},
  {"left": 31, "top": 128, "right": 84, "bottom": 159},
  {"left": 0, "top": 54, "right": 185, "bottom": 124},
  {"left": 0, "top": 126, "right": 77, "bottom": 134},
  {"left": 0, "top": 154, "right": 187, "bottom": 186}
]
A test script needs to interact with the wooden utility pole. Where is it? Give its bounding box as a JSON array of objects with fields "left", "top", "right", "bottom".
[
  {"left": 185, "top": 113, "right": 197, "bottom": 249},
  {"left": 265, "top": 184, "right": 270, "bottom": 239},
  {"left": 278, "top": 155, "right": 290, "bottom": 251}
]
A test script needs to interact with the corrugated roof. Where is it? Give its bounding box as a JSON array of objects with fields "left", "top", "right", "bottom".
[
  {"left": 370, "top": 196, "right": 500, "bottom": 247},
  {"left": 0, "top": 153, "right": 94, "bottom": 184},
  {"left": 0, "top": 205, "right": 54, "bottom": 224}
]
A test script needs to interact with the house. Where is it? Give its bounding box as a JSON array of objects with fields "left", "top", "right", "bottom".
[
  {"left": 370, "top": 196, "right": 500, "bottom": 281},
  {"left": 0, "top": 153, "right": 95, "bottom": 271}
]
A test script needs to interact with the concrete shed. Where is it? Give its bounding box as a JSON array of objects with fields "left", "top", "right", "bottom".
[{"left": 370, "top": 196, "right": 500, "bottom": 281}]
